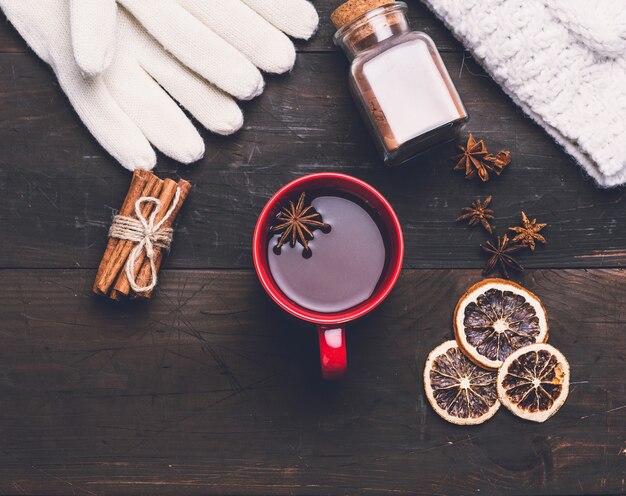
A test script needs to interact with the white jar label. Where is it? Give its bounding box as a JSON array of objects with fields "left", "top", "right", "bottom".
[{"left": 363, "top": 39, "right": 462, "bottom": 145}]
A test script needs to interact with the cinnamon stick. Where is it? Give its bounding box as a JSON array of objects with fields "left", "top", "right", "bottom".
[
  {"left": 92, "top": 170, "right": 150, "bottom": 295},
  {"left": 108, "top": 175, "right": 165, "bottom": 300},
  {"left": 136, "top": 178, "right": 192, "bottom": 299},
  {"left": 94, "top": 171, "right": 192, "bottom": 300},
  {"left": 94, "top": 173, "right": 162, "bottom": 295},
  {"left": 111, "top": 178, "right": 180, "bottom": 298}
]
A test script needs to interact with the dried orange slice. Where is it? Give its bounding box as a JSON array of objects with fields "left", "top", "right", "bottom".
[
  {"left": 424, "top": 340, "right": 500, "bottom": 425},
  {"left": 454, "top": 279, "right": 548, "bottom": 369},
  {"left": 497, "top": 343, "right": 569, "bottom": 423}
]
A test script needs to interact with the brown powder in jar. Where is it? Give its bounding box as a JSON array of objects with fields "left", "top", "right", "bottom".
[
  {"left": 334, "top": 0, "right": 468, "bottom": 163},
  {"left": 351, "top": 29, "right": 403, "bottom": 154},
  {"left": 353, "top": 37, "right": 468, "bottom": 156},
  {"left": 357, "top": 69, "right": 401, "bottom": 153},
  {"left": 333, "top": 1, "right": 404, "bottom": 153}
]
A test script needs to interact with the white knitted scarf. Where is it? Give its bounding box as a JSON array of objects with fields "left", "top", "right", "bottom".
[{"left": 420, "top": 0, "right": 626, "bottom": 188}]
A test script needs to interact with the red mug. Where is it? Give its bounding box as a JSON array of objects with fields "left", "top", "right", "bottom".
[{"left": 252, "top": 173, "right": 404, "bottom": 379}]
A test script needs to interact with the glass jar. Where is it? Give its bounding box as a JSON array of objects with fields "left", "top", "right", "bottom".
[{"left": 332, "top": 0, "right": 469, "bottom": 166}]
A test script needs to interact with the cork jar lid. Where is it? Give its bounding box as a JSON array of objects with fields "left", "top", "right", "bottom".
[{"left": 331, "top": 0, "right": 394, "bottom": 30}]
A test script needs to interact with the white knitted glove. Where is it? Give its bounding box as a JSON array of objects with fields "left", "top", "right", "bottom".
[
  {"left": 1, "top": 0, "right": 318, "bottom": 170},
  {"left": 70, "top": 0, "right": 319, "bottom": 79},
  {"left": 421, "top": 0, "right": 626, "bottom": 188}
]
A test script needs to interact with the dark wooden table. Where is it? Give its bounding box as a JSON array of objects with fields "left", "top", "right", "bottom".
[{"left": 1, "top": 2, "right": 624, "bottom": 495}]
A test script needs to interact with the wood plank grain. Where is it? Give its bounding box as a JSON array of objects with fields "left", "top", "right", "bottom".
[
  {"left": 0, "top": 14, "right": 22, "bottom": 53},
  {"left": 1, "top": 50, "right": 624, "bottom": 270},
  {"left": 0, "top": 2, "right": 461, "bottom": 54},
  {"left": 0, "top": 268, "right": 623, "bottom": 495}
]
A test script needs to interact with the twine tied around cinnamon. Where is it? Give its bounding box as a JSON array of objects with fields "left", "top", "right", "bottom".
[{"left": 108, "top": 187, "right": 181, "bottom": 294}]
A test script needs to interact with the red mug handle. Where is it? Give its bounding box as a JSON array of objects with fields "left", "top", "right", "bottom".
[{"left": 317, "top": 325, "right": 347, "bottom": 379}]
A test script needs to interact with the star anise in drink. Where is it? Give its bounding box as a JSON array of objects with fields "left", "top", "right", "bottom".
[
  {"left": 508, "top": 212, "right": 547, "bottom": 251},
  {"left": 270, "top": 192, "right": 330, "bottom": 258},
  {"left": 481, "top": 234, "right": 524, "bottom": 279},
  {"left": 453, "top": 134, "right": 511, "bottom": 182},
  {"left": 456, "top": 195, "right": 495, "bottom": 234}
]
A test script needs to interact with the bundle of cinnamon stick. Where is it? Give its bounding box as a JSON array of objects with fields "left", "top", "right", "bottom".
[{"left": 93, "top": 169, "right": 191, "bottom": 300}]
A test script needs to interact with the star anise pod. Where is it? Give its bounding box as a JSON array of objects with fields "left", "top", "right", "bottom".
[
  {"left": 508, "top": 212, "right": 547, "bottom": 251},
  {"left": 453, "top": 134, "right": 512, "bottom": 182},
  {"left": 481, "top": 234, "right": 524, "bottom": 279},
  {"left": 456, "top": 195, "right": 495, "bottom": 234},
  {"left": 270, "top": 192, "right": 330, "bottom": 258},
  {"left": 453, "top": 133, "right": 490, "bottom": 182},
  {"left": 484, "top": 150, "right": 512, "bottom": 176}
]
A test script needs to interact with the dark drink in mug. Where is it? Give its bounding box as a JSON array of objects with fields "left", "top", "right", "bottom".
[
  {"left": 253, "top": 173, "right": 404, "bottom": 379},
  {"left": 268, "top": 190, "right": 388, "bottom": 313}
]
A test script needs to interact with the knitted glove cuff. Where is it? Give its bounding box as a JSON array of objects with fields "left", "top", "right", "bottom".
[{"left": 421, "top": 0, "right": 626, "bottom": 187}]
